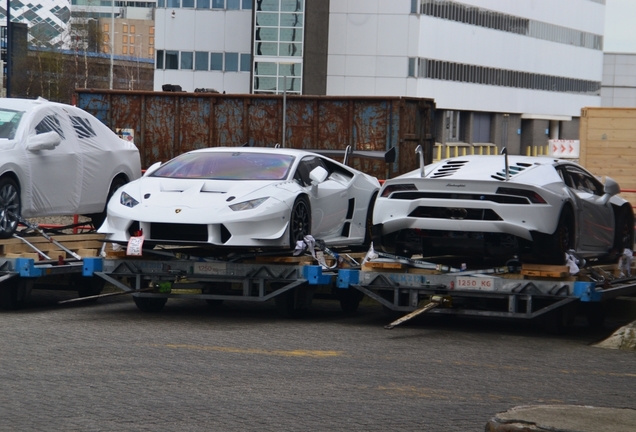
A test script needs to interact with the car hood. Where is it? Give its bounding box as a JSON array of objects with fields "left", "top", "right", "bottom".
[{"left": 123, "top": 176, "right": 286, "bottom": 209}]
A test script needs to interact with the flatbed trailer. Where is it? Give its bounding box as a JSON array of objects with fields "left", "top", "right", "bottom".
[{"left": 2, "top": 251, "right": 636, "bottom": 331}]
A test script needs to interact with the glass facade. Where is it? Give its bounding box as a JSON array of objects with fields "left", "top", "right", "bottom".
[{"left": 252, "top": 0, "right": 305, "bottom": 94}]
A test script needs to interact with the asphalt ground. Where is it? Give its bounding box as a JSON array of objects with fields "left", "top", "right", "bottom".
[{"left": 1, "top": 290, "right": 635, "bottom": 431}]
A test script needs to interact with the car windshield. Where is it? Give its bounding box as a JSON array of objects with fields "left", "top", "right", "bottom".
[
  {"left": 151, "top": 151, "right": 295, "bottom": 180},
  {"left": 0, "top": 109, "right": 24, "bottom": 140}
]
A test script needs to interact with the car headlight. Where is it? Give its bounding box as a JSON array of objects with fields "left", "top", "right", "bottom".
[
  {"left": 120, "top": 191, "right": 139, "bottom": 208},
  {"left": 229, "top": 197, "right": 268, "bottom": 211}
]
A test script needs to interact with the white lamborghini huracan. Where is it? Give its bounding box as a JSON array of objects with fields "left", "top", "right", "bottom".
[
  {"left": 99, "top": 147, "right": 381, "bottom": 249},
  {"left": 373, "top": 154, "right": 634, "bottom": 264}
]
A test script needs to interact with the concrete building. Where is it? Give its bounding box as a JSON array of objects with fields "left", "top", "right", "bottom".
[
  {"left": 154, "top": 0, "right": 607, "bottom": 152},
  {"left": 601, "top": 53, "right": 636, "bottom": 107}
]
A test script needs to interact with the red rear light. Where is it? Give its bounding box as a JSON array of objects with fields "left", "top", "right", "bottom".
[
  {"left": 496, "top": 187, "right": 547, "bottom": 204},
  {"left": 381, "top": 184, "right": 417, "bottom": 198}
]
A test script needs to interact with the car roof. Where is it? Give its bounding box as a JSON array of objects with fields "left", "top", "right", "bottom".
[
  {"left": 188, "top": 146, "right": 327, "bottom": 158},
  {"left": 0, "top": 97, "right": 64, "bottom": 112}
]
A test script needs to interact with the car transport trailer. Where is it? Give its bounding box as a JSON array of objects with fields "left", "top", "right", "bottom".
[{"left": 3, "top": 253, "right": 635, "bottom": 332}]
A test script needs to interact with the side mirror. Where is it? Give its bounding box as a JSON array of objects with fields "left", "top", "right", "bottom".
[
  {"left": 604, "top": 177, "right": 620, "bottom": 196},
  {"left": 26, "top": 131, "right": 61, "bottom": 151},
  {"left": 309, "top": 166, "right": 328, "bottom": 185},
  {"left": 144, "top": 161, "right": 162, "bottom": 176}
]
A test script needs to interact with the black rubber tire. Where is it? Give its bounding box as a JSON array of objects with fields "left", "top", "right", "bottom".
[
  {"left": 338, "top": 289, "right": 364, "bottom": 314},
  {"left": 0, "top": 177, "right": 21, "bottom": 239},
  {"left": 205, "top": 299, "right": 224, "bottom": 308},
  {"left": 0, "top": 279, "right": 29, "bottom": 310},
  {"left": 274, "top": 285, "right": 312, "bottom": 319},
  {"left": 133, "top": 296, "right": 167, "bottom": 313},
  {"left": 614, "top": 206, "right": 635, "bottom": 252},
  {"left": 89, "top": 176, "right": 128, "bottom": 229},
  {"left": 362, "top": 192, "right": 378, "bottom": 247},
  {"left": 76, "top": 277, "right": 106, "bottom": 299},
  {"left": 540, "top": 206, "right": 574, "bottom": 265},
  {"left": 289, "top": 196, "right": 311, "bottom": 248}
]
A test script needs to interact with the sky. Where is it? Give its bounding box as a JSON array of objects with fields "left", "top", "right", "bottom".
[{"left": 604, "top": 0, "right": 636, "bottom": 52}]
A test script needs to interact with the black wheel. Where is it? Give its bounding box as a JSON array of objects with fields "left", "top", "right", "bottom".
[
  {"left": 205, "top": 299, "right": 224, "bottom": 308},
  {"left": 133, "top": 296, "right": 167, "bottom": 313},
  {"left": 89, "top": 176, "right": 128, "bottom": 229},
  {"left": 0, "top": 177, "right": 21, "bottom": 239},
  {"left": 76, "top": 277, "right": 106, "bottom": 299},
  {"left": 536, "top": 206, "right": 574, "bottom": 265},
  {"left": 363, "top": 192, "right": 378, "bottom": 247},
  {"left": 338, "top": 289, "right": 364, "bottom": 314},
  {"left": 289, "top": 196, "right": 311, "bottom": 247},
  {"left": 0, "top": 279, "right": 30, "bottom": 310},
  {"left": 273, "top": 284, "right": 313, "bottom": 319},
  {"left": 614, "top": 206, "right": 634, "bottom": 252}
]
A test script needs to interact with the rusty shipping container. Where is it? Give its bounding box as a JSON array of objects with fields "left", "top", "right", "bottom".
[{"left": 75, "top": 89, "right": 436, "bottom": 179}]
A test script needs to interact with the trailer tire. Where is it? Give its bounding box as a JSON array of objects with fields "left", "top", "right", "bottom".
[
  {"left": 338, "top": 289, "right": 364, "bottom": 314},
  {"left": 133, "top": 296, "right": 167, "bottom": 313},
  {"left": 0, "top": 279, "right": 30, "bottom": 310},
  {"left": 76, "top": 277, "right": 105, "bottom": 299}
]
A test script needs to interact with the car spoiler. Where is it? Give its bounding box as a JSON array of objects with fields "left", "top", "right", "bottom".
[{"left": 243, "top": 143, "right": 396, "bottom": 167}]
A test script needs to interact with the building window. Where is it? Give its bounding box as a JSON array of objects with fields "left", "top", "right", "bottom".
[
  {"left": 167, "top": 0, "right": 180, "bottom": 7},
  {"left": 166, "top": 51, "right": 179, "bottom": 69},
  {"left": 182, "top": 0, "right": 194, "bottom": 7},
  {"left": 181, "top": 51, "right": 193, "bottom": 69},
  {"left": 122, "top": 46, "right": 128, "bottom": 54},
  {"left": 149, "top": 37, "right": 155, "bottom": 45},
  {"left": 123, "top": 35, "right": 128, "bottom": 44},
  {"left": 156, "top": 50, "right": 164, "bottom": 69},
  {"left": 225, "top": 52, "right": 239, "bottom": 71},
  {"left": 103, "top": 33, "right": 109, "bottom": 42},
  {"left": 103, "top": 24, "right": 109, "bottom": 32},
  {"left": 195, "top": 52, "right": 208, "bottom": 70},
  {"left": 149, "top": 47, "right": 155, "bottom": 56},
  {"left": 212, "top": 0, "right": 224, "bottom": 8},
  {"left": 242, "top": 0, "right": 252, "bottom": 8},
  {"left": 150, "top": 27, "right": 155, "bottom": 35},
  {"left": 227, "top": 0, "right": 240, "bottom": 9},
  {"left": 240, "top": 53, "right": 251, "bottom": 72},
  {"left": 197, "top": 0, "right": 210, "bottom": 8},
  {"left": 130, "top": 46, "right": 135, "bottom": 55},
  {"left": 408, "top": 58, "right": 416, "bottom": 77},
  {"left": 130, "top": 25, "right": 136, "bottom": 34},
  {"left": 123, "top": 25, "right": 128, "bottom": 33},
  {"left": 210, "top": 52, "right": 223, "bottom": 70},
  {"left": 130, "top": 36, "right": 135, "bottom": 45}
]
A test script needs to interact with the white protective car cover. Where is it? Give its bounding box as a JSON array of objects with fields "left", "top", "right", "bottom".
[{"left": 0, "top": 98, "right": 140, "bottom": 217}]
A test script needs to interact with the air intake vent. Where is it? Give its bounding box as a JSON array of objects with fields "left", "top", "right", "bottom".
[
  {"left": 430, "top": 160, "right": 468, "bottom": 178},
  {"left": 491, "top": 163, "right": 529, "bottom": 181}
]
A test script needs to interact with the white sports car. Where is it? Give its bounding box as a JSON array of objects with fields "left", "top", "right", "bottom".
[
  {"left": 373, "top": 154, "right": 634, "bottom": 264},
  {"left": 99, "top": 147, "right": 381, "bottom": 249},
  {"left": 0, "top": 98, "right": 141, "bottom": 237}
]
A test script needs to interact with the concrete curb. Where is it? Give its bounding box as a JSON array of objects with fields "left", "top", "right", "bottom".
[{"left": 485, "top": 405, "right": 636, "bottom": 432}]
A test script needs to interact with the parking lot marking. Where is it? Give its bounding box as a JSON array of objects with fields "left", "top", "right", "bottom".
[{"left": 157, "top": 343, "right": 344, "bottom": 358}]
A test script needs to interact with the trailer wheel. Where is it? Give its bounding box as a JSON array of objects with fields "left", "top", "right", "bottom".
[
  {"left": 338, "top": 289, "right": 364, "bottom": 314},
  {"left": 76, "top": 277, "right": 106, "bottom": 299},
  {"left": 133, "top": 296, "right": 167, "bottom": 313},
  {"left": 0, "top": 279, "right": 30, "bottom": 310},
  {"left": 274, "top": 284, "right": 313, "bottom": 319},
  {"left": 0, "top": 177, "right": 21, "bottom": 239}
]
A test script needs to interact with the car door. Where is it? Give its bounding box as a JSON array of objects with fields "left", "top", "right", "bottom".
[
  {"left": 25, "top": 108, "right": 81, "bottom": 215},
  {"left": 562, "top": 165, "right": 614, "bottom": 251},
  {"left": 295, "top": 156, "right": 349, "bottom": 239}
]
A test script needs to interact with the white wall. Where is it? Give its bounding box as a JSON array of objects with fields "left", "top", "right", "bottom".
[
  {"left": 154, "top": 9, "right": 252, "bottom": 92},
  {"left": 602, "top": 53, "right": 636, "bottom": 107},
  {"left": 327, "top": 0, "right": 604, "bottom": 117}
]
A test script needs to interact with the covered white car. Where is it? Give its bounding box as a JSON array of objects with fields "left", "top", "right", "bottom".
[
  {"left": 99, "top": 147, "right": 381, "bottom": 249},
  {"left": 0, "top": 98, "right": 141, "bottom": 238},
  {"left": 373, "top": 155, "right": 634, "bottom": 264}
]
